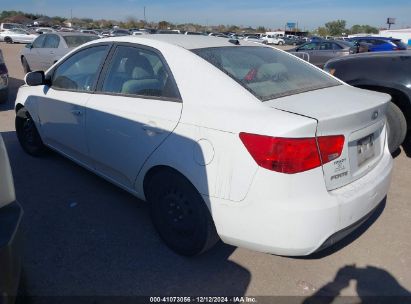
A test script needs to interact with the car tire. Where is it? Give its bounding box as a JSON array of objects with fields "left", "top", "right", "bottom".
[
  {"left": 386, "top": 101, "right": 407, "bottom": 154},
  {"left": 4, "top": 37, "right": 13, "bottom": 44},
  {"left": 15, "top": 107, "right": 47, "bottom": 156},
  {"left": 21, "top": 57, "right": 31, "bottom": 74},
  {"left": 147, "top": 169, "right": 220, "bottom": 256},
  {"left": 279, "top": 41, "right": 284, "bottom": 45}
]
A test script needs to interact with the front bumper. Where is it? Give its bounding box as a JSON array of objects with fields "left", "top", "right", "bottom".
[
  {"left": 0, "top": 201, "right": 23, "bottom": 303},
  {"left": 209, "top": 147, "right": 393, "bottom": 256}
]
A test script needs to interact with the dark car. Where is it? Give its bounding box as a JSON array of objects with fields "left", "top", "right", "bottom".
[
  {"left": 0, "top": 50, "right": 8, "bottom": 103},
  {"left": 324, "top": 51, "right": 411, "bottom": 152},
  {"left": 284, "top": 37, "right": 306, "bottom": 46},
  {"left": 0, "top": 134, "right": 23, "bottom": 304},
  {"left": 109, "top": 29, "right": 130, "bottom": 37},
  {"left": 288, "top": 39, "right": 357, "bottom": 68},
  {"left": 349, "top": 37, "right": 407, "bottom": 52}
]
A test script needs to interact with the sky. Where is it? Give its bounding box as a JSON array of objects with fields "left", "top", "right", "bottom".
[{"left": 2, "top": 0, "right": 411, "bottom": 30}]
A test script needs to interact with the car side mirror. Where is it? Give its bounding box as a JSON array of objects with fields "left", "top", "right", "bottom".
[
  {"left": 25, "top": 71, "right": 46, "bottom": 86},
  {"left": 25, "top": 43, "right": 32, "bottom": 49}
]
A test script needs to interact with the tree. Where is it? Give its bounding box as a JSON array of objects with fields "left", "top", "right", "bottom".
[
  {"left": 158, "top": 21, "right": 170, "bottom": 29},
  {"left": 256, "top": 26, "right": 267, "bottom": 33},
  {"left": 316, "top": 27, "right": 329, "bottom": 37},
  {"left": 325, "top": 19, "right": 346, "bottom": 36},
  {"left": 350, "top": 24, "right": 379, "bottom": 34}
]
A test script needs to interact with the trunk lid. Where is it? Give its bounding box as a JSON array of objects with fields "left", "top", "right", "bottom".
[{"left": 265, "top": 85, "right": 390, "bottom": 190}]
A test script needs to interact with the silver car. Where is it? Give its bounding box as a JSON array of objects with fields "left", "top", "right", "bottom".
[
  {"left": 0, "top": 29, "right": 38, "bottom": 44},
  {"left": 289, "top": 40, "right": 357, "bottom": 68},
  {"left": 20, "top": 32, "right": 99, "bottom": 73}
]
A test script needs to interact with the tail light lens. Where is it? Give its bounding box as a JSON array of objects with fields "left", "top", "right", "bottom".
[{"left": 239, "top": 132, "right": 344, "bottom": 174}]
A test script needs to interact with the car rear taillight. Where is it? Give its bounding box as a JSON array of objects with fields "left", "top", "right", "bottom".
[
  {"left": 0, "top": 63, "right": 8, "bottom": 75},
  {"left": 239, "top": 132, "right": 344, "bottom": 174},
  {"left": 317, "top": 135, "right": 345, "bottom": 163}
]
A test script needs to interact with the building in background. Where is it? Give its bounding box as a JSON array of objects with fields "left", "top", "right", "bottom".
[{"left": 379, "top": 28, "right": 411, "bottom": 46}]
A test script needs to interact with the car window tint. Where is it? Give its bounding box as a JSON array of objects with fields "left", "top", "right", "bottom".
[
  {"left": 194, "top": 46, "right": 340, "bottom": 101},
  {"left": 32, "top": 35, "right": 46, "bottom": 48},
  {"left": 100, "top": 45, "right": 180, "bottom": 99},
  {"left": 319, "top": 42, "right": 333, "bottom": 50},
  {"left": 43, "top": 34, "right": 60, "bottom": 48},
  {"left": 52, "top": 45, "right": 108, "bottom": 92},
  {"left": 63, "top": 35, "right": 98, "bottom": 48},
  {"left": 332, "top": 43, "right": 343, "bottom": 50},
  {"left": 299, "top": 42, "right": 318, "bottom": 50}
]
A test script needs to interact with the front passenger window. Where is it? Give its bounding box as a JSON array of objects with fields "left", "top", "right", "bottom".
[
  {"left": 52, "top": 45, "right": 108, "bottom": 92},
  {"left": 101, "top": 45, "right": 180, "bottom": 99},
  {"left": 32, "top": 35, "right": 46, "bottom": 48}
]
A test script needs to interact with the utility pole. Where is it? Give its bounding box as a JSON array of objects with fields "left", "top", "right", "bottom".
[
  {"left": 144, "top": 6, "right": 146, "bottom": 24},
  {"left": 70, "top": 8, "right": 72, "bottom": 27}
]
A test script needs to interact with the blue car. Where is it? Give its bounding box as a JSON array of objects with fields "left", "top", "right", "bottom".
[{"left": 350, "top": 37, "right": 407, "bottom": 52}]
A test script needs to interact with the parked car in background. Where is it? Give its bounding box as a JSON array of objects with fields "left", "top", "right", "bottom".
[
  {"left": 0, "top": 50, "right": 8, "bottom": 103},
  {"left": 0, "top": 29, "right": 37, "bottom": 44},
  {"left": 349, "top": 37, "right": 407, "bottom": 52},
  {"left": 109, "top": 29, "right": 130, "bottom": 37},
  {"left": 33, "top": 27, "right": 55, "bottom": 34},
  {"left": 243, "top": 35, "right": 267, "bottom": 44},
  {"left": 261, "top": 34, "right": 285, "bottom": 45},
  {"left": 325, "top": 51, "right": 411, "bottom": 152},
  {"left": 0, "top": 134, "right": 23, "bottom": 303},
  {"left": 0, "top": 23, "right": 27, "bottom": 32},
  {"left": 284, "top": 36, "right": 306, "bottom": 46},
  {"left": 157, "top": 29, "right": 181, "bottom": 34},
  {"left": 20, "top": 32, "right": 99, "bottom": 73},
  {"left": 15, "top": 35, "right": 392, "bottom": 257},
  {"left": 289, "top": 40, "right": 357, "bottom": 68},
  {"left": 184, "top": 32, "right": 204, "bottom": 35},
  {"left": 80, "top": 29, "right": 100, "bottom": 35}
]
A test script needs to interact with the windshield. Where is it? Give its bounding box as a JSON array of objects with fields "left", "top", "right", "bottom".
[
  {"left": 63, "top": 35, "right": 98, "bottom": 48},
  {"left": 193, "top": 46, "right": 340, "bottom": 101}
]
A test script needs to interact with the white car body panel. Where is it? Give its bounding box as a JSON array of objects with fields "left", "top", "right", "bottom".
[
  {"left": 15, "top": 35, "right": 393, "bottom": 255},
  {"left": 0, "top": 30, "right": 37, "bottom": 43}
]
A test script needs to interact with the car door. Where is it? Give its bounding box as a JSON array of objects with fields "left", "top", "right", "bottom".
[
  {"left": 24, "top": 35, "right": 46, "bottom": 71},
  {"left": 85, "top": 44, "right": 182, "bottom": 189},
  {"left": 41, "top": 34, "right": 60, "bottom": 70},
  {"left": 37, "top": 44, "right": 111, "bottom": 165},
  {"left": 295, "top": 42, "right": 319, "bottom": 65},
  {"left": 317, "top": 41, "right": 337, "bottom": 66}
]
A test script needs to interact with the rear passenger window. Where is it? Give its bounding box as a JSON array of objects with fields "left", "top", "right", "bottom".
[{"left": 100, "top": 46, "right": 180, "bottom": 99}]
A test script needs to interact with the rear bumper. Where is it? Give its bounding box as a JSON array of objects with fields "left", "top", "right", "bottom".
[
  {"left": 209, "top": 147, "right": 393, "bottom": 256},
  {"left": 0, "top": 201, "right": 23, "bottom": 302}
]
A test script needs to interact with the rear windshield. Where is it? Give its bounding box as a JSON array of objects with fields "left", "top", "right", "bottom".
[
  {"left": 193, "top": 46, "right": 340, "bottom": 101},
  {"left": 63, "top": 35, "right": 98, "bottom": 48}
]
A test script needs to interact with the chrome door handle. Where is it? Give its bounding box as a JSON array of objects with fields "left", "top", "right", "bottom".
[{"left": 71, "top": 110, "right": 82, "bottom": 116}]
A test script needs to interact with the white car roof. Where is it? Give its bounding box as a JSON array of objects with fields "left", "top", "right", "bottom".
[{"left": 101, "top": 34, "right": 262, "bottom": 50}]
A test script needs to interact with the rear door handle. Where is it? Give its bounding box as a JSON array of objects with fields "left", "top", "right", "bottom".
[{"left": 71, "top": 110, "right": 83, "bottom": 116}]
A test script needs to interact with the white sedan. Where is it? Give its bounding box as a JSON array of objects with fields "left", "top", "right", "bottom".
[
  {"left": 15, "top": 35, "right": 393, "bottom": 256},
  {"left": 0, "top": 28, "right": 37, "bottom": 44}
]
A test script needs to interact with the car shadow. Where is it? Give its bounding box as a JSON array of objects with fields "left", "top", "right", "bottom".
[
  {"left": 0, "top": 78, "right": 24, "bottom": 112},
  {"left": 303, "top": 264, "right": 411, "bottom": 303},
  {"left": 292, "top": 198, "right": 386, "bottom": 260},
  {"left": 0, "top": 130, "right": 251, "bottom": 302}
]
